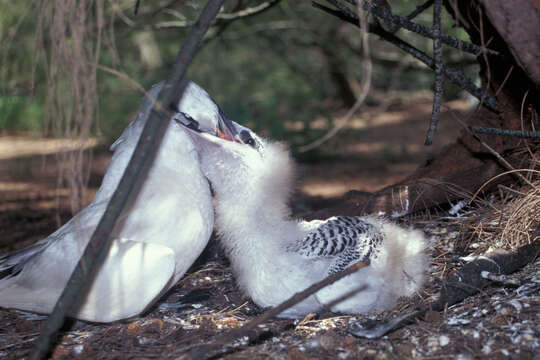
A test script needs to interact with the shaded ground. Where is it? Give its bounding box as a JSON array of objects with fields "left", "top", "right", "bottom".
[{"left": 0, "top": 99, "right": 538, "bottom": 359}]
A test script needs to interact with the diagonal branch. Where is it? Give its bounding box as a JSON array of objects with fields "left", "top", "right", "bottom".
[
  {"left": 443, "top": 105, "right": 537, "bottom": 190},
  {"left": 342, "top": 0, "right": 500, "bottom": 57},
  {"left": 312, "top": 1, "right": 499, "bottom": 113},
  {"left": 298, "top": 1, "right": 372, "bottom": 152},
  {"left": 185, "top": 260, "right": 370, "bottom": 360},
  {"left": 406, "top": 0, "right": 435, "bottom": 20},
  {"left": 216, "top": 0, "right": 282, "bottom": 21},
  {"left": 28, "top": 1, "right": 225, "bottom": 359}
]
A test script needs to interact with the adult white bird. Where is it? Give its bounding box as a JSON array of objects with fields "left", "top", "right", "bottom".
[
  {"left": 182, "top": 123, "right": 429, "bottom": 318},
  {"left": 0, "top": 81, "right": 240, "bottom": 322}
]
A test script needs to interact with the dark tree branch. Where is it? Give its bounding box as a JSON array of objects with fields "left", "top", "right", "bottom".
[
  {"left": 342, "top": 0, "right": 500, "bottom": 57},
  {"left": 425, "top": 0, "right": 444, "bottom": 145},
  {"left": 406, "top": 0, "right": 434, "bottom": 20},
  {"left": 312, "top": 1, "right": 499, "bottom": 113},
  {"left": 28, "top": 1, "right": 225, "bottom": 359},
  {"left": 471, "top": 126, "right": 540, "bottom": 139},
  {"left": 134, "top": 0, "right": 141, "bottom": 15}
]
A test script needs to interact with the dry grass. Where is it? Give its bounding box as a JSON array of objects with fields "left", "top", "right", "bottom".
[{"left": 478, "top": 181, "right": 540, "bottom": 249}]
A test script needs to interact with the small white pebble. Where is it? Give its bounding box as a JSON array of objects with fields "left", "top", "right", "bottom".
[
  {"left": 448, "top": 318, "right": 471, "bottom": 325},
  {"left": 482, "top": 339, "right": 494, "bottom": 354},
  {"left": 138, "top": 337, "right": 152, "bottom": 345},
  {"left": 72, "top": 344, "right": 84, "bottom": 355},
  {"left": 439, "top": 335, "right": 450, "bottom": 347}
]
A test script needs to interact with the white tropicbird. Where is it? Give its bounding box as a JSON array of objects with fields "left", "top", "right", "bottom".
[
  {"left": 0, "top": 81, "right": 240, "bottom": 322},
  {"left": 182, "top": 124, "right": 429, "bottom": 318}
]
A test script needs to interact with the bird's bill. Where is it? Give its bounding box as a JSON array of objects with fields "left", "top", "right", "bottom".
[
  {"left": 216, "top": 112, "right": 241, "bottom": 143},
  {"left": 179, "top": 114, "right": 239, "bottom": 149}
]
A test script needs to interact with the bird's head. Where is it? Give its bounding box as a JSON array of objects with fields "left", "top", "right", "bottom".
[
  {"left": 173, "top": 81, "right": 223, "bottom": 134},
  {"left": 164, "top": 81, "right": 253, "bottom": 155},
  {"left": 179, "top": 118, "right": 295, "bottom": 213}
]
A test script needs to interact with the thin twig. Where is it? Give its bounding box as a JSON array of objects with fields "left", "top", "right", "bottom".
[
  {"left": 28, "top": 1, "right": 225, "bottom": 359},
  {"left": 95, "top": 64, "right": 147, "bottom": 95},
  {"left": 470, "top": 169, "right": 540, "bottom": 204},
  {"left": 147, "top": 0, "right": 282, "bottom": 30},
  {"left": 442, "top": 104, "right": 538, "bottom": 191},
  {"left": 186, "top": 260, "right": 370, "bottom": 360},
  {"left": 216, "top": 0, "right": 282, "bottom": 21},
  {"left": 298, "top": 1, "right": 372, "bottom": 152},
  {"left": 425, "top": 0, "right": 444, "bottom": 145},
  {"left": 406, "top": 0, "right": 434, "bottom": 20}
]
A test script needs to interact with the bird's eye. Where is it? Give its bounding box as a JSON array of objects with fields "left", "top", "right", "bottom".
[
  {"left": 175, "top": 112, "right": 199, "bottom": 130},
  {"left": 239, "top": 130, "right": 257, "bottom": 148}
]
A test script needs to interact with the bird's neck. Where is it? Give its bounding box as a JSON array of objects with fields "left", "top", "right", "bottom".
[{"left": 213, "top": 177, "right": 299, "bottom": 257}]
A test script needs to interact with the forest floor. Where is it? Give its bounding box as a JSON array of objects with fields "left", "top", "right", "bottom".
[{"left": 0, "top": 98, "right": 538, "bottom": 359}]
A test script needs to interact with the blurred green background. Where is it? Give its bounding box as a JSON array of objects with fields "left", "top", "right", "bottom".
[{"left": 0, "top": 0, "right": 476, "bottom": 147}]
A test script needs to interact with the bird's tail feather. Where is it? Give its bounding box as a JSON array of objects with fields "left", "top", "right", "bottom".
[
  {"left": 373, "top": 219, "right": 429, "bottom": 298},
  {"left": 0, "top": 241, "right": 48, "bottom": 280}
]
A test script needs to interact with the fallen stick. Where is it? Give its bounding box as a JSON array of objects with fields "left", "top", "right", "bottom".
[
  {"left": 350, "top": 240, "right": 540, "bottom": 338},
  {"left": 185, "top": 260, "right": 370, "bottom": 360}
]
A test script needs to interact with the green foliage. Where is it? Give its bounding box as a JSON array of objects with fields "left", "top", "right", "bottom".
[
  {"left": 0, "top": 1, "right": 478, "bottom": 146},
  {"left": 0, "top": 96, "right": 43, "bottom": 134}
]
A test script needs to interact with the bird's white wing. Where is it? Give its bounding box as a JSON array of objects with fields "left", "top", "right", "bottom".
[
  {"left": 73, "top": 238, "right": 175, "bottom": 322},
  {"left": 0, "top": 237, "right": 175, "bottom": 323},
  {"left": 294, "top": 216, "right": 383, "bottom": 274}
]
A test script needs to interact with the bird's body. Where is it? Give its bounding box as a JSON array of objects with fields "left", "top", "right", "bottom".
[
  {"left": 186, "top": 128, "right": 429, "bottom": 318},
  {"left": 0, "top": 81, "right": 229, "bottom": 322}
]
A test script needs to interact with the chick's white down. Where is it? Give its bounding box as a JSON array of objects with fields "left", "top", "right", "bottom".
[
  {"left": 0, "top": 81, "right": 228, "bottom": 322},
  {"left": 191, "top": 130, "right": 429, "bottom": 318}
]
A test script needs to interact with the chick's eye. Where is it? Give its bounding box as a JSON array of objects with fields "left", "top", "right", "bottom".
[{"left": 239, "top": 130, "right": 256, "bottom": 148}]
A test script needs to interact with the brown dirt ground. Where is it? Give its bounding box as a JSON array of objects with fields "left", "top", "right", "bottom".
[{"left": 0, "top": 99, "right": 538, "bottom": 359}]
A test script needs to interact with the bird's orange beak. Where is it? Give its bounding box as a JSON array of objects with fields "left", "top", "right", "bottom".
[{"left": 217, "top": 110, "right": 242, "bottom": 143}]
